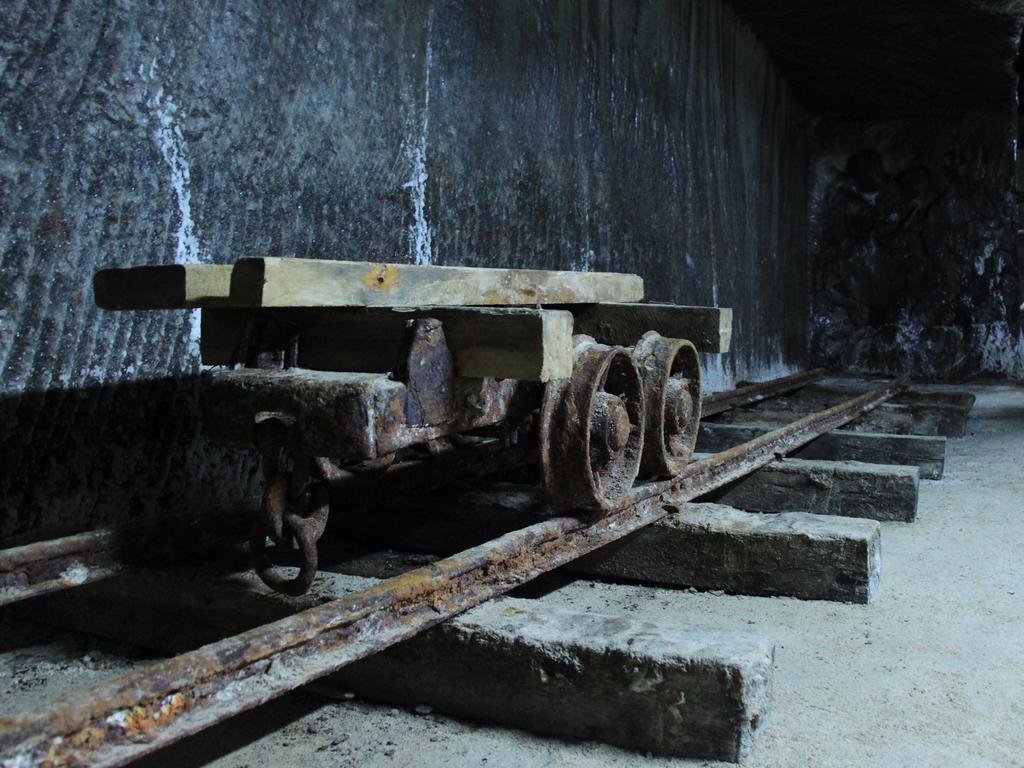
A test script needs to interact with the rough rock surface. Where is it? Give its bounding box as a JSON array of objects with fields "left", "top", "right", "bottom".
[
  {"left": 728, "top": 2, "right": 1024, "bottom": 378},
  {"left": 730, "top": 1, "right": 1024, "bottom": 117},
  {"left": 809, "top": 114, "right": 1022, "bottom": 378}
]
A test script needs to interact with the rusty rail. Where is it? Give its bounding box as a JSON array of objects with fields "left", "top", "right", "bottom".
[
  {"left": 0, "top": 437, "right": 534, "bottom": 609},
  {"left": 0, "top": 374, "right": 907, "bottom": 768},
  {"left": 0, "top": 529, "right": 124, "bottom": 607},
  {"left": 0, "top": 367, "right": 826, "bottom": 609},
  {"left": 701, "top": 368, "right": 827, "bottom": 417},
  {"left": 0, "top": 514, "right": 250, "bottom": 609}
]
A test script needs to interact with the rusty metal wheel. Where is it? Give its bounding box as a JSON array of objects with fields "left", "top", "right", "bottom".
[
  {"left": 633, "top": 331, "right": 702, "bottom": 479},
  {"left": 539, "top": 336, "right": 645, "bottom": 515}
]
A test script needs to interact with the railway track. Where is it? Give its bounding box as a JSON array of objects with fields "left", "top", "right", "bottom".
[{"left": 0, "top": 373, "right": 907, "bottom": 768}]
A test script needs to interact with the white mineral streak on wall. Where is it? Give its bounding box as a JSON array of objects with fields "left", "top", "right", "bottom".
[
  {"left": 404, "top": 15, "right": 434, "bottom": 266},
  {"left": 148, "top": 59, "right": 205, "bottom": 360},
  {"left": 701, "top": 350, "right": 798, "bottom": 394},
  {"left": 976, "top": 321, "right": 1024, "bottom": 377},
  {"left": 576, "top": 246, "right": 594, "bottom": 272},
  {"left": 700, "top": 354, "right": 731, "bottom": 391},
  {"left": 976, "top": 241, "right": 993, "bottom": 276}
]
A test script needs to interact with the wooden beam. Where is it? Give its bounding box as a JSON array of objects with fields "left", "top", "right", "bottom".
[
  {"left": 200, "top": 306, "right": 574, "bottom": 381},
  {"left": 733, "top": 383, "right": 973, "bottom": 430},
  {"left": 203, "top": 369, "right": 417, "bottom": 458},
  {"left": 229, "top": 257, "right": 644, "bottom": 307},
  {"left": 571, "top": 302, "right": 732, "bottom": 352},
  {"left": 93, "top": 264, "right": 232, "bottom": 310},
  {"left": 697, "top": 422, "right": 946, "bottom": 479},
  {"left": 734, "top": 379, "right": 975, "bottom": 413}
]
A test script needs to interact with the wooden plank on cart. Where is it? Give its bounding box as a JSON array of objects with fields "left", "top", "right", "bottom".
[
  {"left": 230, "top": 257, "right": 644, "bottom": 308},
  {"left": 200, "top": 306, "right": 574, "bottom": 381},
  {"left": 94, "top": 264, "right": 233, "bottom": 310},
  {"left": 571, "top": 302, "right": 732, "bottom": 352},
  {"left": 93, "top": 259, "right": 643, "bottom": 310}
]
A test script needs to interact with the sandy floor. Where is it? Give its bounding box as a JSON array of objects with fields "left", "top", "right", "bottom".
[{"left": 2, "top": 382, "right": 1022, "bottom": 767}]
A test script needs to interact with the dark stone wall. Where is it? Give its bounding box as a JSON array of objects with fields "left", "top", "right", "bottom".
[
  {"left": 0, "top": 0, "right": 809, "bottom": 539},
  {"left": 729, "top": 1, "right": 1024, "bottom": 118},
  {"left": 808, "top": 113, "right": 1021, "bottom": 378}
]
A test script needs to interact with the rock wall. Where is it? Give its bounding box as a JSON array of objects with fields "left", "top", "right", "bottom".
[
  {"left": 808, "top": 113, "right": 1021, "bottom": 378},
  {"left": 0, "top": 0, "right": 808, "bottom": 538}
]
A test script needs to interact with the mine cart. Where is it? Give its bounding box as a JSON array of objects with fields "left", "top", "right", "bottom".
[{"left": 94, "top": 257, "right": 730, "bottom": 595}]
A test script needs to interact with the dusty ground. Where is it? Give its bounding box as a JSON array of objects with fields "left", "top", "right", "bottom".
[{"left": 2, "top": 382, "right": 1022, "bottom": 767}]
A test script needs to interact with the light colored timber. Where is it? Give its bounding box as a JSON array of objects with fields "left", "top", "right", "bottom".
[
  {"left": 229, "top": 257, "right": 644, "bottom": 307},
  {"left": 93, "top": 259, "right": 643, "bottom": 310},
  {"left": 200, "top": 306, "right": 574, "bottom": 381},
  {"left": 93, "top": 264, "right": 232, "bottom": 310},
  {"left": 570, "top": 302, "right": 732, "bottom": 352}
]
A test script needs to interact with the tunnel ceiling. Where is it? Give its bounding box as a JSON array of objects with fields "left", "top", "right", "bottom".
[{"left": 728, "top": 0, "right": 1024, "bottom": 117}]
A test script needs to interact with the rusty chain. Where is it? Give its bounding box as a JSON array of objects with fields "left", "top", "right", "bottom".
[{"left": 249, "top": 412, "right": 330, "bottom": 596}]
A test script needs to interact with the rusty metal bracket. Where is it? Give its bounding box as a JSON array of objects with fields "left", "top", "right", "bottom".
[{"left": 396, "top": 318, "right": 455, "bottom": 427}]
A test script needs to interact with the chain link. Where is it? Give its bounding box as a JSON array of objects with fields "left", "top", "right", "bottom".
[{"left": 249, "top": 412, "right": 329, "bottom": 596}]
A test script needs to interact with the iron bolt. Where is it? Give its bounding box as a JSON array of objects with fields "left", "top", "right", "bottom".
[
  {"left": 593, "top": 391, "right": 632, "bottom": 454},
  {"left": 664, "top": 377, "right": 693, "bottom": 434}
]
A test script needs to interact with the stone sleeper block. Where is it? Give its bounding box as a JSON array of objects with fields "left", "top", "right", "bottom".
[
  {"left": 24, "top": 569, "right": 774, "bottom": 763},
  {"left": 695, "top": 454, "right": 919, "bottom": 522},
  {"left": 712, "top": 400, "right": 967, "bottom": 438},
  {"left": 571, "top": 502, "right": 881, "bottom": 603},
  {"left": 697, "top": 422, "right": 946, "bottom": 479},
  {"left": 334, "top": 598, "right": 774, "bottom": 762}
]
